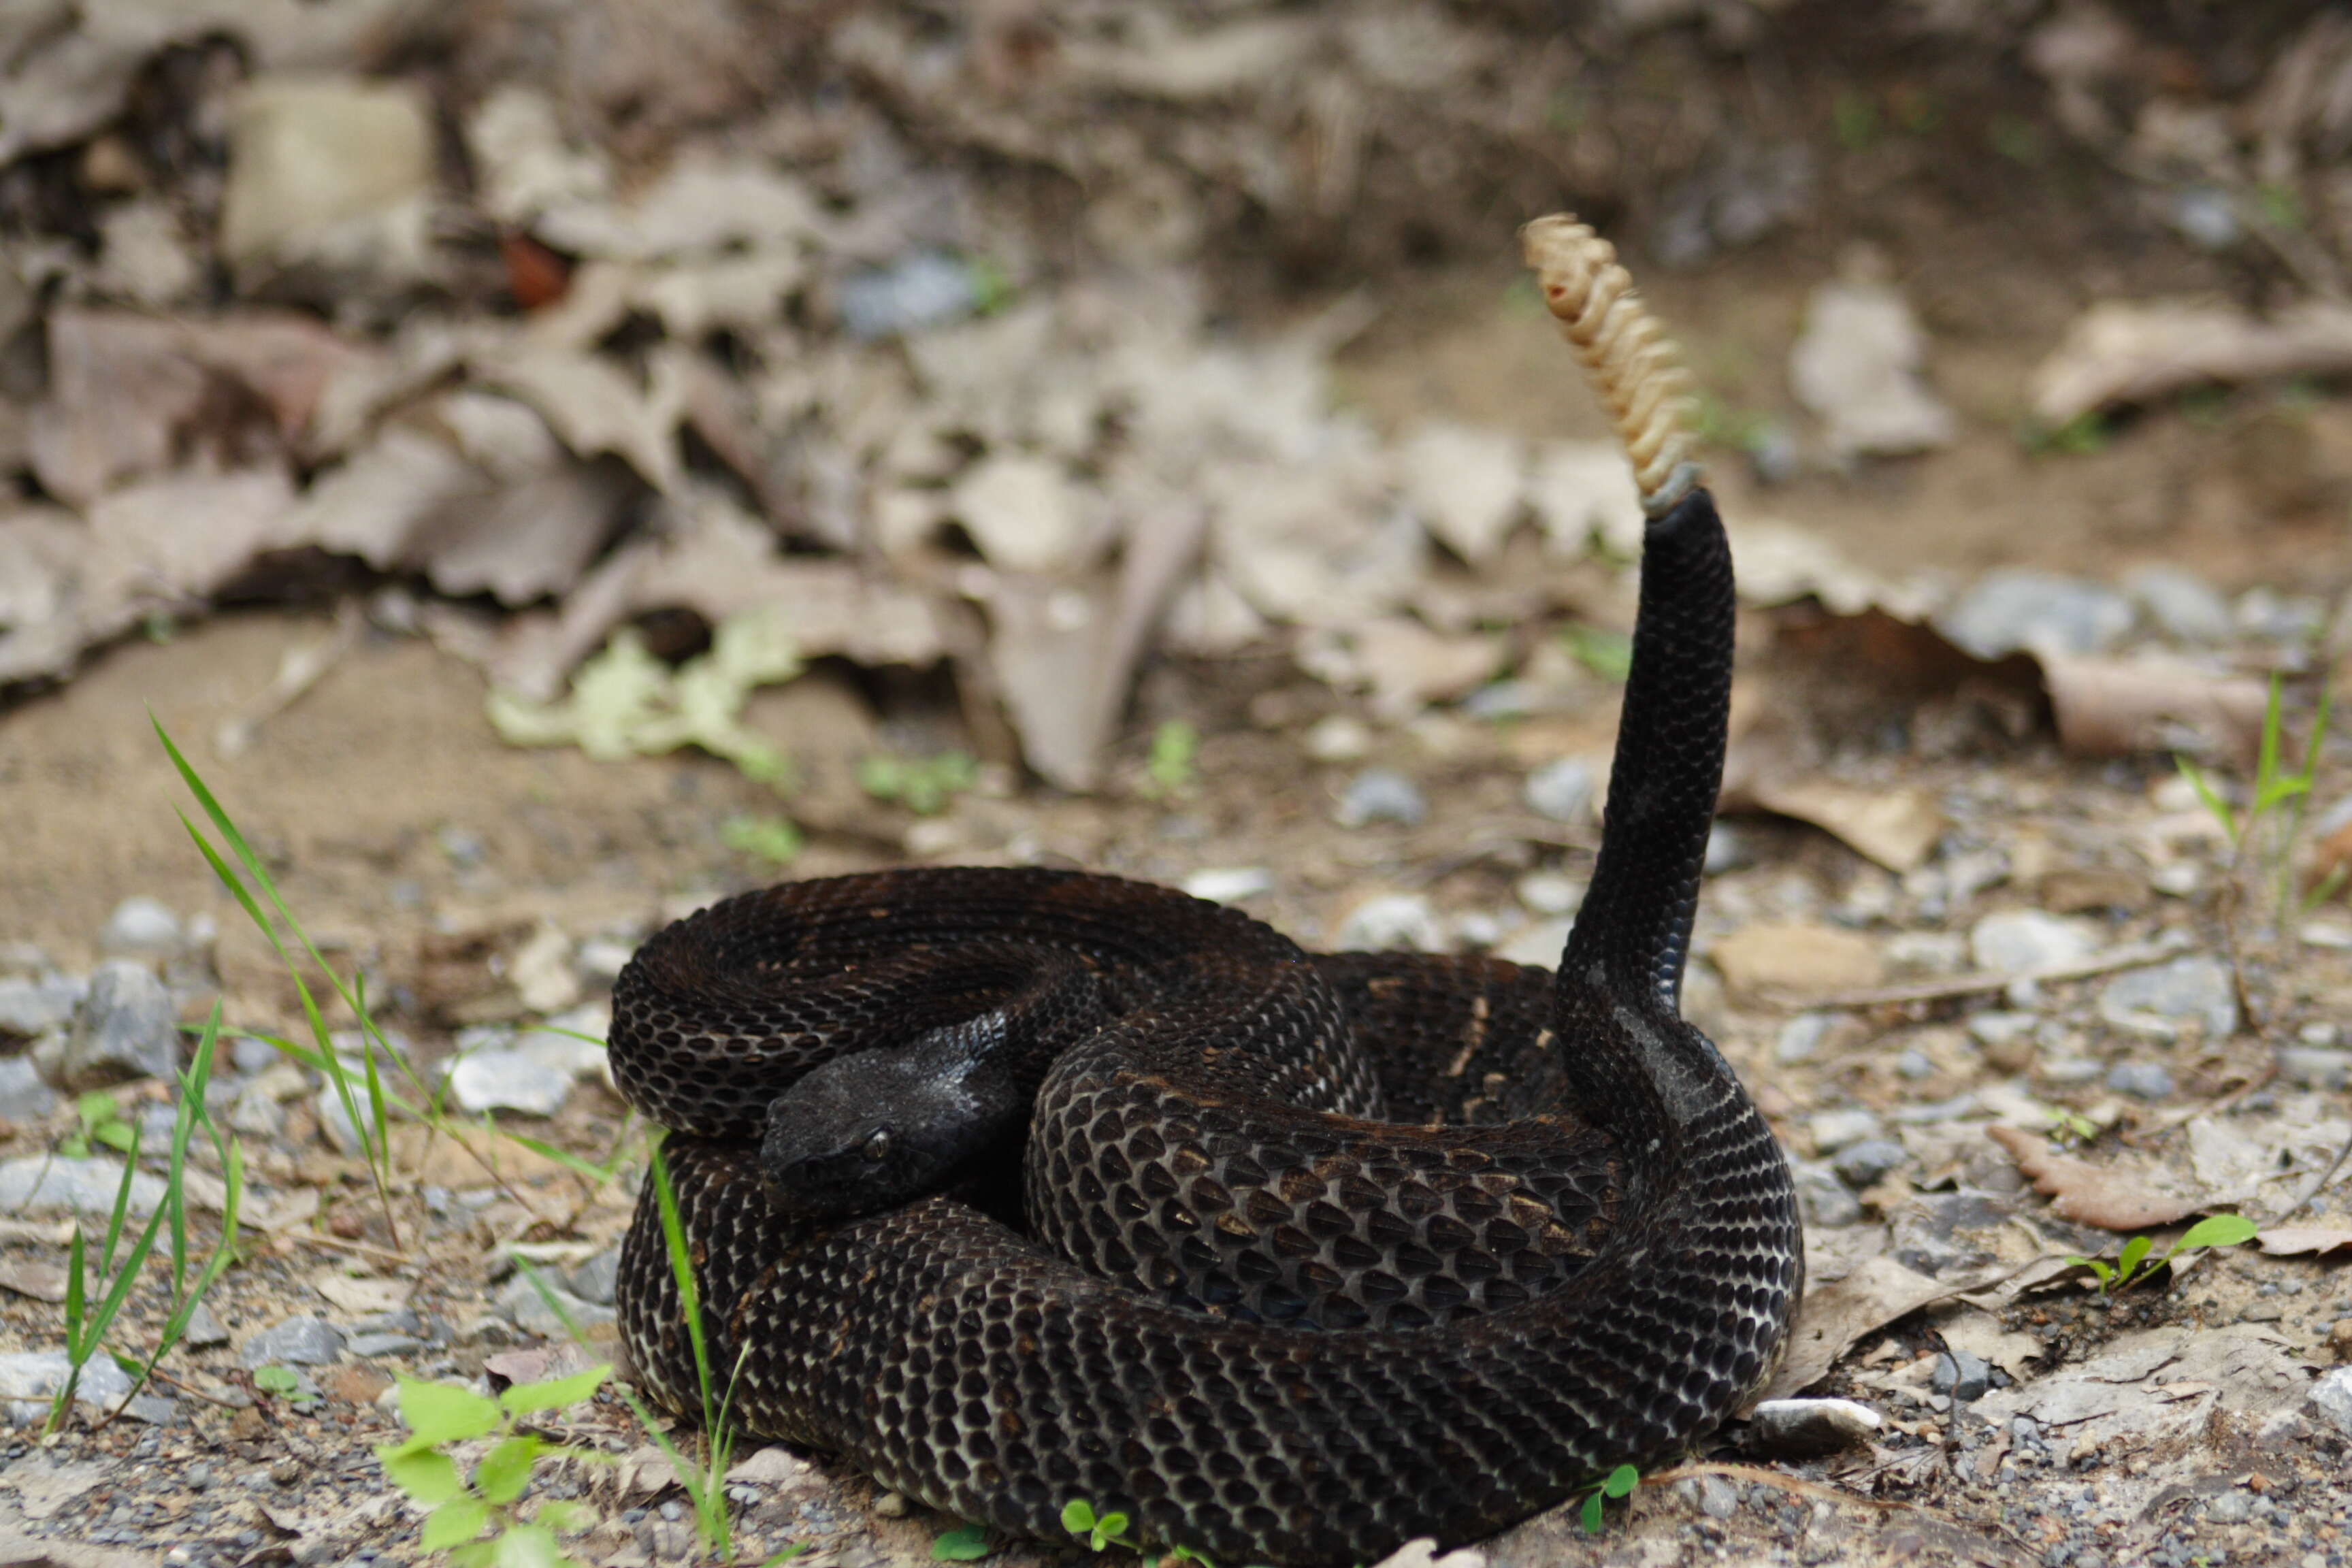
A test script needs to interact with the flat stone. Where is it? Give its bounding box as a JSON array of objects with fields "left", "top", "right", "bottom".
[
  {"left": 2127, "top": 565, "right": 2233, "bottom": 644},
  {"left": 1808, "top": 1108, "right": 1884, "bottom": 1154},
  {"left": 497, "top": 1273, "right": 614, "bottom": 1339},
  {"left": 240, "top": 1316, "right": 345, "bottom": 1369},
  {"left": 2104, "top": 1061, "right": 2174, "bottom": 1101},
  {"left": 60, "top": 960, "right": 178, "bottom": 1090},
  {"left": 231, "top": 1083, "right": 287, "bottom": 1141},
  {"left": 2309, "top": 1367, "right": 2352, "bottom": 1437},
  {"left": 1750, "top": 1397, "right": 1881, "bottom": 1457},
  {"left": 1775, "top": 1013, "right": 1835, "bottom": 1064},
  {"left": 1522, "top": 758, "right": 1595, "bottom": 825},
  {"left": 0, "top": 1156, "right": 166, "bottom": 1218},
  {"left": 99, "top": 897, "right": 182, "bottom": 958},
  {"left": 1335, "top": 894, "right": 1442, "bottom": 955},
  {"left": 514, "top": 1026, "right": 608, "bottom": 1081},
  {"left": 1695, "top": 1473, "right": 1740, "bottom": 1520},
  {"left": 569, "top": 1248, "right": 622, "bottom": 1307},
  {"left": 344, "top": 1332, "right": 423, "bottom": 1360},
  {"left": 1969, "top": 910, "right": 2099, "bottom": 977},
  {"left": 1831, "top": 1138, "right": 1909, "bottom": 1188},
  {"left": 229, "top": 1036, "right": 280, "bottom": 1076},
  {"left": 0, "top": 1350, "right": 130, "bottom": 1411},
  {"left": 446, "top": 1050, "right": 573, "bottom": 1117},
  {"left": 2097, "top": 956, "right": 2236, "bottom": 1039},
  {"left": 838, "top": 250, "right": 981, "bottom": 340},
  {"left": 1939, "top": 569, "right": 2134, "bottom": 661},
  {"left": 0, "top": 1058, "right": 56, "bottom": 1123},
  {"left": 1791, "top": 1160, "right": 1862, "bottom": 1228},
  {"left": 2278, "top": 1047, "right": 2352, "bottom": 1090},
  {"left": 1181, "top": 868, "right": 1275, "bottom": 905},
  {"left": 1302, "top": 715, "right": 1372, "bottom": 763},
  {"left": 1335, "top": 768, "right": 1428, "bottom": 828},
  {"left": 0, "top": 974, "right": 82, "bottom": 1039},
  {"left": 1932, "top": 1348, "right": 1992, "bottom": 1403},
  {"left": 182, "top": 1304, "right": 230, "bottom": 1348}
]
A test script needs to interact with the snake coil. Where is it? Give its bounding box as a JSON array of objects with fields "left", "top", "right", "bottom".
[{"left": 611, "top": 215, "right": 1800, "bottom": 1567}]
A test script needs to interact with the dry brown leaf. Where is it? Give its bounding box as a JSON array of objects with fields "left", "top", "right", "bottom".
[
  {"left": 2032, "top": 298, "right": 2352, "bottom": 426},
  {"left": 2040, "top": 654, "right": 2266, "bottom": 766},
  {"left": 2255, "top": 1226, "right": 2352, "bottom": 1258},
  {"left": 1748, "top": 777, "right": 1946, "bottom": 872},
  {"left": 1985, "top": 1124, "right": 2209, "bottom": 1230},
  {"left": 1759, "top": 1255, "right": 1972, "bottom": 1401},
  {"left": 1710, "top": 921, "right": 1884, "bottom": 998}
]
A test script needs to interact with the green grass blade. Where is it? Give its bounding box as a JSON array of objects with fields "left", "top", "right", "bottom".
[
  {"left": 95, "top": 1125, "right": 143, "bottom": 1276},
  {"left": 2255, "top": 675, "right": 2285, "bottom": 796}
]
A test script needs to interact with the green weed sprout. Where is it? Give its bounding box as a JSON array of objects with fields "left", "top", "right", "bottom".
[
  {"left": 860, "top": 751, "right": 981, "bottom": 817},
  {"left": 1140, "top": 721, "right": 1200, "bottom": 798},
  {"left": 2175, "top": 674, "right": 2332, "bottom": 927},
  {"left": 521, "top": 1144, "right": 751, "bottom": 1558},
  {"left": 1061, "top": 1500, "right": 1139, "bottom": 1553},
  {"left": 721, "top": 815, "right": 806, "bottom": 866},
  {"left": 2065, "top": 1213, "right": 2261, "bottom": 1296},
  {"left": 376, "top": 1367, "right": 608, "bottom": 1566},
  {"left": 932, "top": 1523, "right": 992, "bottom": 1561},
  {"left": 1561, "top": 625, "right": 1633, "bottom": 683},
  {"left": 59, "top": 1092, "right": 136, "bottom": 1158},
  {"left": 50, "top": 1002, "right": 246, "bottom": 1433},
  {"left": 156, "top": 714, "right": 405, "bottom": 1245},
  {"left": 1579, "top": 1464, "right": 1640, "bottom": 1534}
]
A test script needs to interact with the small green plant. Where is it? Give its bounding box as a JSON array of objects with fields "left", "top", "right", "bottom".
[
  {"left": 1579, "top": 1464, "right": 1640, "bottom": 1534},
  {"left": 49, "top": 1002, "right": 245, "bottom": 1433},
  {"left": 59, "top": 1092, "right": 137, "bottom": 1158},
  {"left": 1832, "top": 89, "right": 1879, "bottom": 151},
  {"left": 2177, "top": 674, "right": 2334, "bottom": 926},
  {"left": 1061, "top": 1500, "right": 1139, "bottom": 1553},
  {"left": 932, "top": 1523, "right": 993, "bottom": 1561},
  {"left": 2065, "top": 1213, "right": 2261, "bottom": 1295},
  {"left": 2048, "top": 1107, "right": 2100, "bottom": 1147},
  {"left": 252, "top": 1364, "right": 320, "bottom": 1409},
  {"left": 721, "top": 815, "right": 806, "bottom": 866},
  {"left": 2021, "top": 411, "right": 2112, "bottom": 457},
  {"left": 1561, "top": 625, "right": 1633, "bottom": 683},
  {"left": 859, "top": 751, "right": 981, "bottom": 817},
  {"left": 376, "top": 1367, "right": 608, "bottom": 1567},
  {"left": 158, "top": 716, "right": 405, "bottom": 1246},
  {"left": 1139, "top": 721, "right": 1200, "bottom": 798},
  {"left": 1988, "top": 114, "right": 2044, "bottom": 165}
]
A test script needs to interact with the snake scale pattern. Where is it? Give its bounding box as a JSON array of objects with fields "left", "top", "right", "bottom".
[{"left": 609, "top": 220, "right": 1801, "bottom": 1567}]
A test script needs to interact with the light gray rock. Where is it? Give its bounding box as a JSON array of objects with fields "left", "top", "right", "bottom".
[
  {"left": 345, "top": 1332, "right": 422, "bottom": 1360},
  {"left": 60, "top": 961, "right": 178, "bottom": 1090},
  {"left": 1703, "top": 823, "right": 1754, "bottom": 874},
  {"left": 0, "top": 1350, "right": 131, "bottom": 1412},
  {"left": 1750, "top": 1397, "right": 1881, "bottom": 1457},
  {"left": 1335, "top": 894, "right": 1442, "bottom": 955},
  {"left": 1938, "top": 569, "right": 2134, "bottom": 661},
  {"left": 2278, "top": 1047, "right": 2352, "bottom": 1090},
  {"left": 838, "top": 251, "right": 981, "bottom": 340},
  {"left": 0, "top": 974, "right": 82, "bottom": 1039},
  {"left": 0, "top": 1058, "right": 56, "bottom": 1123},
  {"left": 1831, "top": 1138, "right": 1909, "bottom": 1188},
  {"left": 514, "top": 1025, "right": 608, "bottom": 1081},
  {"left": 183, "top": 1303, "right": 230, "bottom": 1348},
  {"left": 497, "top": 1273, "right": 614, "bottom": 1338},
  {"left": 2310, "top": 1367, "right": 2352, "bottom": 1437},
  {"left": 1335, "top": 768, "right": 1428, "bottom": 828},
  {"left": 229, "top": 1036, "right": 280, "bottom": 1076},
  {"left": 1967, "top": 1011, "right": 2038, "bottom": 1049},
  {"left": 569, "top": 1248, "right": 622, "bottom": 1307},
  {"left": 1970, "top": 911, "right": 2098, "bottom": 977},
  {"left": 1522, "top": 759, "right": 1595, "bottom": 825},
  {"left": 2127, "top": 565, "right": 2232, "bottom": 644},
  {"left": 2097, "top": 956, "right": 2236, "bottom": 1039},
  {"left": 240, "top": 1316, "right": 344, "bottom": 1369},
  {"left": 446, "top": 1050, "right": 574, "bottom": 1117},
  {"left": 1791, "top": 1160, "right": 1862, "bottom": 1228},
  {"left": 1807, "top": 1108, "right": 1883, "bottom": 1154},
  {"left": 100, "top": 897, "right": 182, "bottom": 958},
  {"left": 1776, "top": 1013, "right": 1835, "bottom": 1064},
  {"left": 231, "top": 1084, "right": 287, "bottom": 1141},
  {"left": 1695, "top": 1473, "right": 1740, "bottom": 1520},
  {"left": 0, "top": 1156, "right": 166, "bottom": 1217},
  {"left": 2204, "top": 1490, "right": 2253, "bottom": 1523},
  {"left": 1931, "top": 1349, "right": 1992, "bottom": 1403},
  {"left": 2104, "top": 1062, "right": 2174, "bottom": 1101}
]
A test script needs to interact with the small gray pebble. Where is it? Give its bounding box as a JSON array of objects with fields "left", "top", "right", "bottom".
[
  {"left": 2104, "top": 1061, "right": 2173, "bottom": 1100},
  {"left": 1895, "top": 1047, "right": 1935, "bottom": 1081},
  {"left": 101, "top": 897, "right": 182, "bottom": 957},
  {"left": 1334, "top": 769, "right": 1428, "bottom": 829},
  {"left": 1831, "top": 1139, "right": 1908, "bottom": 1188},
  {"left": 1522, "top": 758, "right": 1595, "bottom": 824},
  {"left": 240, "top": 1316, "right": 344, "bottom": 1369},
  {"left": 1931, "top": 1348, "right": 1991, "bottom": 1403},
  {"left": 1697, "top": 1474, "right": 1739, "bottom": 1519}
]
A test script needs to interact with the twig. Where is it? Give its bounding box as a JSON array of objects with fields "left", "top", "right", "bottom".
[
  {"left": 214, "top": 602, "right": 364, "bottom": 758},
  {"left": 2269, "top": 1119, "right": 2352, "bottom": 1226},
  {"left": 1768, "top": 941, "right": 2182, "bottom": 1011}
]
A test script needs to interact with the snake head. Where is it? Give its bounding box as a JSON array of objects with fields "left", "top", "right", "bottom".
[{"left": 757, "top": 1017, "right": 1024, "bottom": 1223}]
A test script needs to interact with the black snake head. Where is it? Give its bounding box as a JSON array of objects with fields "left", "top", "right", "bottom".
[{"left": 757, "top": 1013, "right": 1027, "bottom": 1222}]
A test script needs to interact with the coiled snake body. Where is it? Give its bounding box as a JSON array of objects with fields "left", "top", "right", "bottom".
[{"left": 611, "top": 221, "right": 1801, "bottom": 1566}]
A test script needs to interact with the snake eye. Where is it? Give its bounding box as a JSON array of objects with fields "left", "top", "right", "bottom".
[{"left": 862, "top": 1128, "right": 892, "bottom": 1162}]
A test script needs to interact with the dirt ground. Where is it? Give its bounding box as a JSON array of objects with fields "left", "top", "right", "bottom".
[{"left": 4, "top": 4, "right": 2352, "bottom": 1567}]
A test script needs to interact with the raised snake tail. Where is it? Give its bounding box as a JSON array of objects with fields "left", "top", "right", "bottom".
[{"left": 1520, "top": 214, "right": 1701, "bottom": 514}]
